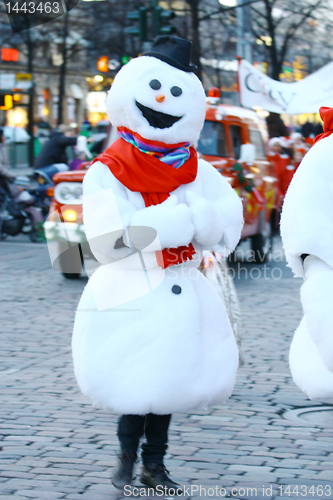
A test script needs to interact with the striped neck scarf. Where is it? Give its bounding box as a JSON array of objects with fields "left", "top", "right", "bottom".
[{"left": 117, "top": 127, "right": 191, "bottom": 169}]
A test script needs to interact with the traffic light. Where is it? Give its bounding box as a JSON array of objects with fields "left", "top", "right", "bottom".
[
  {"left": 96, "top": 56, "right": 109, "bottom": 73},
  {"left": 121, "top": 56, "right": 130, "bottom": 65},
  {"left": 126, "top": 7, "right": 148, "bottom": 42},
  {"left": 153, "top": 6, "right": 176, "bottom": 37}
]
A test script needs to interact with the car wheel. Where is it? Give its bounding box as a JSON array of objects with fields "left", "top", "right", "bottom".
[
  {"left": 58, "top": 243, "right": 83, "bottom": 279},
  {"left": 251, "top": 214, "right": 273, "bottom": 264},
  {"left": 62, "top": 272, "right": 81, "bottom": 280}
]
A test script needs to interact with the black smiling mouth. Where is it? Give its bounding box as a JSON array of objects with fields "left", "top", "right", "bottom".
[{"left": 135, "top": 101, "right": 182, "bottom": 129}]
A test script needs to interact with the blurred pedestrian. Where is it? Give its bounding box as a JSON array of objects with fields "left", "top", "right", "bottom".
[
  {"left": 289, "top": 132, "right": 308, "bottom": 166},
  {"left": 301, "top": 120, "right": 315, "bottom": 139},
  {"left": 268, "top": 137, "right": 295, "bottom": 209},
  {"left": 0, "top": 128, "right": 14, "bottom": 182},
  {"left": 34, "top": 124, "right": 77, "bottom": 171},
  {"left": 266, "top": 112, "right": 288, "bottom": 138}
]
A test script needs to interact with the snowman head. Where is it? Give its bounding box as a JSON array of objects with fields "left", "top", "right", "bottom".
[{"left": 106, "top": 36, "right": 206, "bottom": 146}]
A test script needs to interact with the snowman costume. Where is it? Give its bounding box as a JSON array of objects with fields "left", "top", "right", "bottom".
[
  {"left": 281, "top": 106, "right": 333, "bottom": 400},
  {"left": 72, "top": 37, "right": 243, "bottom": 418}
]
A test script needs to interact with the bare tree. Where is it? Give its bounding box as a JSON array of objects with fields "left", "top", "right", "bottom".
[
  {"left": 0, "top": 10, "right": 51, "bottom": 164},
  {"left": 84, "top": 0, "right": 144, "bottom": 64},
  {"left": 56, "top": 9, "right": 89, "bottom": 124},
  {"left": 250, "top": 0, "right": 331, "bottom": 80}
]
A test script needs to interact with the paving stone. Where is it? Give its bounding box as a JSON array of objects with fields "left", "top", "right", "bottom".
[
  {"left": 0, "top": 472, "right": 35, "bottom": 480},
  {"left": 14, "top": 491, "right": 65, "bottom": 499}
]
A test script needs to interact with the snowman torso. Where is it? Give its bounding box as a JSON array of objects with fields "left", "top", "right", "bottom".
[
  {"left": 281, "top": 134, "right": 333, "bottom": 278},
  {"left": 72, "top": 50, "right": 243, "bottom": 414},
  {"left": 281, "top": 133, "right": 333, "bottom": 400}
]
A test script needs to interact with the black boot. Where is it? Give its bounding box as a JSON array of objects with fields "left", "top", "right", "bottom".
[
  {"left": 111, "top": 450, "right": 136, "bottom": 489},
  {"left": 140, "top": 462, "right": 183, "bottom": 495}
]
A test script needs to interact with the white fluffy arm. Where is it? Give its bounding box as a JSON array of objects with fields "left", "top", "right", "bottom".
[
  {"left": 187, "top": 159, "right": 243, "bottom": 253},
  {"left": 184, "top": 190, "right": 224, "bottom": 247},
  {"left": 300, "top": 256, "right": 333, "bottom": 372},
  {"left": 82, "top": 161, "right": 137, "bottom": 264},
  {"left": 129, "top": 195, "right": 194, "bottom": 250}
]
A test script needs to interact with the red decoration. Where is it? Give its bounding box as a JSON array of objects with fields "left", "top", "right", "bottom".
[
  {"left": 156, "top": 243, "right": 196, "bottom": 269},
  {"left": 313, "top": 106, "right": 333, "bottom": 145}
]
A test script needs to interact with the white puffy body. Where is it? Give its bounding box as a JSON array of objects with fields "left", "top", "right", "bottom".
[
  {"left": 72, "top": 159, "right": 243, "bottom": 414},
  {"left": 281, "top": 135, "right": 333, "bottom": 400}
]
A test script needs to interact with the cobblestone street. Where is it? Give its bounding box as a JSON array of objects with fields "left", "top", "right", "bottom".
[{"left": 1, "top": 236, "right": 333, "bottom": 500}]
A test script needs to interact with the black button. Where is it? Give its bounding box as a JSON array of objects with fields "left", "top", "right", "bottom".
[{"left": 172, "top": 285, "right": 182, "bottom": 294}]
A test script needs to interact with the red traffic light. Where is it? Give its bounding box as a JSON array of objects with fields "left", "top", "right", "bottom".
[{"left": 96, "top": 56, "right": 109, "bottom": 73}]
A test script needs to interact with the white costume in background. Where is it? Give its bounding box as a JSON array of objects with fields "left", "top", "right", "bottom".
[{"left": 281, "top": 124, "right": 333, "bottom": 400}]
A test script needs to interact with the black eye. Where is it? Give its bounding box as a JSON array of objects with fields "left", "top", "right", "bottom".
[
  {"left": 149, "top": 79, "right": 161, "bottom": 90},
  {"left": 171, "top": 86, "right": 182, "bottom": 97}
]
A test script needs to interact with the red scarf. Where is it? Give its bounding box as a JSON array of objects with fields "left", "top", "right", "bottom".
[
  {"left": 313, "top": 106, "right": 333, "bottom": 145},
  {"left": 92, "top": 129, "right": 197, "bottom": 269}
]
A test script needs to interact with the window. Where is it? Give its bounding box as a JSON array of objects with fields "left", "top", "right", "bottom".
[
  {"left": 229, "top": 125, "right": 242, "bottom": 159},
  {"left": 249, "top": 129, "right": 266, "bottom": 159},
  {"left": 197, "top": 121, "right": 228, "bottom": 157}
]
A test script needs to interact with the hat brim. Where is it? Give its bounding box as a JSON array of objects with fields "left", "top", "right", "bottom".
[{"left": 141, "top": 51, "right": 197, "bottom": 73}]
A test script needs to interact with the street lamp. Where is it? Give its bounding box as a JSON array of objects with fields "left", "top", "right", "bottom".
[{"left": 218, "top": 0, "right": 237, "bottom": 5}]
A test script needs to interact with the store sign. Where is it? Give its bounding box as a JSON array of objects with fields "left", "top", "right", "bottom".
[
  {"left": 1, "top": 48, "right": 19, "bottom": 62},
  {"left": 0, "top": 73, "right": 32, "bottom": 90},
  {"left": 52, "top": 53, "right": 63, "bottom": 66},
  {"left": 15, "top": 73, "right": 32, "bottom": 89},
  {"left": 0, "top": 94, "right": 13, "bottom": 110},
  {"left": 0, "top": 73, "right": 16, "bottom": 90},
  {"left": 86, "top": 91, "right": 107, "bottom": 113},
  {"left": 108, "top": 58, "right": 120, "bottom": 71}
]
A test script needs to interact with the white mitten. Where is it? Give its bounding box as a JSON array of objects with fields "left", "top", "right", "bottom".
[
  {"left": 185, "top": 191, "right": 223, "bottom": 246},
  {"left": 129, "top": 195, "right": 194, "bottom": 250},
  {"left": 76, "top": 135, "right": 92, "bottom": 159},
  {"left": 301, "top": 255, "right": 333, "bottom": 372}
]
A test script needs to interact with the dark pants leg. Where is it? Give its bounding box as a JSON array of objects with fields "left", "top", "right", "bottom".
[
  {"left": 141, "top": 413, "right": 171, "bottom": 465},
  {"left": 117, "top": 414, "right": 145, "bottom": 458}
]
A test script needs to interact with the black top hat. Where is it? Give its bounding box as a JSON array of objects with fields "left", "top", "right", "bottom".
[{"left": 142, "top": 35, "right": 197, "bottom": 72}]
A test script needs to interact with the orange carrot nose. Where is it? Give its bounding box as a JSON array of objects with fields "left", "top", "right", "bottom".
[{"left": 156, "top": 94, "right": 165, "bottom": 103}]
